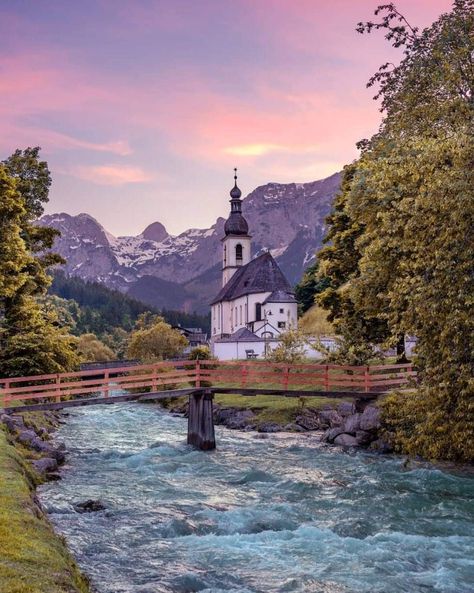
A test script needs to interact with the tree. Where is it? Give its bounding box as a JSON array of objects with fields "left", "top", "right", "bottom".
[
  {"left": 77, "top": 334, "right": 115, "bottom": 363},
  {"left": 0, "top": 153, "right": 79, "bottom": 377},
  {"left": 294, "top": 260, "right": 330, "bottom": 315},
  {"left": 317, "top": 2, "right": 474, "bottom": 461},
  {"left": 266, "top": 328, "right": 306, "bottom": 363},
  {"left": 127, "top": 317, "right": 188, "bottom": 362}
]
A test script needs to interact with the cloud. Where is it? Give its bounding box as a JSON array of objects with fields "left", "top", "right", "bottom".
[
  {"left": 71, "top": 165, "right": 153, "bottom": 186},
  {"left": 40, "top": 131, "right": 132, "bottom": 155},
  {"left": 224, "top": 143, "right": 286, "bottom": 157}
]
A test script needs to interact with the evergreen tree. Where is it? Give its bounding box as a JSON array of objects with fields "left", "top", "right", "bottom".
[{"left": 294, "top": 260, "right": 329, "bottom": 315}]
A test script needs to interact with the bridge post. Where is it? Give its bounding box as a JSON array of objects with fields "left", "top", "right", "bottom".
[{"left": 187, "top": 389, "right": 216, "bottom": 451}]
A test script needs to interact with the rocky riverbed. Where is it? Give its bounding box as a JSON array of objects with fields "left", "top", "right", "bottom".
[{"left": 168, "top": 399, "right": 393, "bottom": 453}]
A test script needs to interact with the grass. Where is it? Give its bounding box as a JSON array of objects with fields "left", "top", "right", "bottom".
[
  {"left": 0, "top": 425, "right": 90, "bottom": 593},
  {"left": 214, "top": 393, "right": 351, "bottom": 426}
]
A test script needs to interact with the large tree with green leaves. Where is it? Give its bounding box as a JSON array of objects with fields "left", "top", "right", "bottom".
[
  {"left": 318, "top": 1, "right": 474, "bottom": 461},
  {"left": 0, "top": 150, "right": 79, "bottom": 377}
]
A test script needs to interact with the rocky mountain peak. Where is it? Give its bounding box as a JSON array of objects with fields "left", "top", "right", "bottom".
[{"left": 142, "top": 221, "right": 169, "bottom": 243}]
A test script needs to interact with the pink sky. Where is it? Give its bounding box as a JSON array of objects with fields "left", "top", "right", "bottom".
[{"left": 0, "top": 0, "right": 452, "bottom": 235}]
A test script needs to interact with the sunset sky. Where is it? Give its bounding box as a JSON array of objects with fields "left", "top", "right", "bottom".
[{"left": 1, "top": 0, "right": 452, "bottom": 236}]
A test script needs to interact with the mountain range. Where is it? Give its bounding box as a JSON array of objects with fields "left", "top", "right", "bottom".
[{"left": 40, "top": 171, "right": 341, "bottom": 313}]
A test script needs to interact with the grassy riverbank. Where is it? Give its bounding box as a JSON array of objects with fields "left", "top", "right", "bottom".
[
  {"left": 0, "top": 424, "right": 90, "bottom": 593},
  {"left": 214, "top": 394, "right": 351, "bottom": 426}
]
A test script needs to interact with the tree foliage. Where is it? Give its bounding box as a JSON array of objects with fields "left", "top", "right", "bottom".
[
  {"left": 127, "top": 316, "right": 188, "bottom": 362},
  {"left": 266, "top": 328, "right": 307, "bottom": 364},
  {"left": 317, "top": 1, "right": 474, "bottom": 461},
  {"left": 294, "top": 260, "right": 330, "bottom": 315},
  {"left": 77, "top": 333, "right": 115, "bottom": 363},
  {"left": 0, "top": 150, "right": 79, "bottom": 378}
]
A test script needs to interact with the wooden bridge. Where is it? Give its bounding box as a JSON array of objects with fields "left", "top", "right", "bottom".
[{"left": 0, "top": 360, "right": 416, "bottom": 450}]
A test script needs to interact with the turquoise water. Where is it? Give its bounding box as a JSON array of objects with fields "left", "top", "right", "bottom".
[{"left": 39, "top": 404, "right": 474, "bottom": 593}]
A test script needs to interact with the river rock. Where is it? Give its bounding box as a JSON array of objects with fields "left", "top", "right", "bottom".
[
  {"left": 295, "top": 409, "right": 320, "bottom": 430},
  {"left": 359, "top": 406, "right": 381, "bottom": 432},
  {"left": 32, "top": 457, "right": 58, "bottom": 475},
  {"left": 343, "top": 413, "right": 361, "bottom": 434},
  {"left": 226, "top": 410, "right": 255, "bottom": 430},
  {"left": 16, "top": 429, "right": 38, "bottom": 446},
  {"left": 334, "top": 433, "right": 359, "bottom": 447},
  {"left": 355, "top": 430, "right": 373, "bottom": 446},
  {"left": 323, "top": 426, "right": 345, "bottom": 443},
  {"left": 318, "top": 409, "right": 343, "bottom": 428},
  {"left": 257, "top": 422, "right": 281, "bottom": 433},
  {"left": 74, "top": 499, "right": 106, "bottom": 513},
  {"left": 1, "top": 414, "right": 25, "bottom": 433},
  {"left": 337, "top": 402, "right": 356, "bottom": 417}
]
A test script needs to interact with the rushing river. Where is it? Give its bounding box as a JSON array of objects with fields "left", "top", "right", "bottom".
[{"left": 39, "top": 404, "right": 474, "bottom": 593}]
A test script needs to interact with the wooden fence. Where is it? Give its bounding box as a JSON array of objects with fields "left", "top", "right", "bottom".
[{"left": 0, "top": 360, "right": 417, "bottom": 409}]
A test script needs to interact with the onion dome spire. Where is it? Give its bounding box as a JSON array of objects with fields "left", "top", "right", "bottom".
[{"left": 224, "top": 167, "right": 249, "bottom": 236}]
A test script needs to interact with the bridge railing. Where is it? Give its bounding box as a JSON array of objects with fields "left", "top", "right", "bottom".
[
  {"left": 0, "top": 360, "right": 416, "bottom": 408},
  {"left": 197, "top": 361, "right": 417, "bottom": 392}
]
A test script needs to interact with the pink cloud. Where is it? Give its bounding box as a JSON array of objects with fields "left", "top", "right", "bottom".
[{"left": 71, "top": 164, "right": 153, "bottom": 186}]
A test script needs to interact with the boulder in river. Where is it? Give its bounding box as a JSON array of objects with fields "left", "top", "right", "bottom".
[
  {"left": 337, "top": 402, "right": 356, "bottom": 417},
  {"left": 32, "top": 457, "right": 58, "bottom": 475},
  {"left": 74, "top": 499, "right": 106, "bottom": 513},
  {"left": 343, "top": 413, "right": 361, "bottom": 434},
  {"left": 257, "top": 422, "right": 281, "bottom": 433},
  {"left": 318, "top": 409, "right": 343, "bottom": 428},
  {"left": 359, "top": 406, "right": 381, "bottom": 432},
  {"left": 323, "top": 426, "right": 345, "bottom": 443},
  {"left": 295, "top": 409, "right": 320, "bottom": 430},
  {"left": 334, "top": 433, "right": 359, "bottom": 447}
]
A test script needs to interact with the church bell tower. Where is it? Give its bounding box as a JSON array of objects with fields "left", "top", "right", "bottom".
[{"left": 222, "top": 169, "right": 251, "bottom": 286}]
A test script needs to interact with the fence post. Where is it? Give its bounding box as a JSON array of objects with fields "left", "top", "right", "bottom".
[
  {"left": 103, "top": 370, "right": 110, "bottom": 398},
  {"left": 1, "top": 380, "right": 10, "bottom": 409},
  {"left": 283, "top": 365, "right": 289, "bottom": 391},
  {"left": 56, "top": 375, "right": 61, "bottom": 403},
  {"left": 364, "top": 366, "right": 370, "bottom": 393},
  {"left": 324, "top": 365, "right": 329, "bottom": 392},
  {"left": 195, "top": 359, "right": 201, "bottom": 388}
]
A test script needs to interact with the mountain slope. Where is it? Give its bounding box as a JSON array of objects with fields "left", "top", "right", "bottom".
[{"left": 41, "top": 172, "right": 341, "bottom": 312}]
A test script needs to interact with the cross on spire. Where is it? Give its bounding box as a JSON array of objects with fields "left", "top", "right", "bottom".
[{"left": 234, "top": 167, "right": 238, "bottom": 185}]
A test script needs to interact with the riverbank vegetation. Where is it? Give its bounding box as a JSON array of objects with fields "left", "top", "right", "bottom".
[
  {"left": 312, "top": 2, "right": 474, "bottom": 462},
  {"left": 0, "top": 425, "right": 90, "bottom": 593}
]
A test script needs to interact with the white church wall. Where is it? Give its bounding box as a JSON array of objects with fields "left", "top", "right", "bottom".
[{"left": 212, "top": 339, "right": 280, "bottom": 361}]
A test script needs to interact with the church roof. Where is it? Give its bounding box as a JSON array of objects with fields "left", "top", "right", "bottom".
[
  {"left": 224, "top": 212, "right": 249, "bottom": 236},
  {"left": 263, "top": 290, "right": 296, "bottom": 304},
  {"left": 210, "top": 252, "right": 294, "bottom": 305},
  {"left": 214, "top": 327, "right": 261, "bottom": 342}
]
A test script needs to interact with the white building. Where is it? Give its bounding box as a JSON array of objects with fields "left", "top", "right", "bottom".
[{"left": 210, "top": 170, "right": 298, "bottom": 360}]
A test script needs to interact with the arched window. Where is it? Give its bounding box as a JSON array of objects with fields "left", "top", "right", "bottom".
[
  {"left": 235, "top": 243, "right": 243, "bottom": 263},
  {"left": 223, "top": 245, "right": 227, "bottom": 267},
  {"left": 255, "top": 302, "right": 262, "bottom": 321}
]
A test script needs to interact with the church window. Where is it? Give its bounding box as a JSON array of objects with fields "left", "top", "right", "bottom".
[
  {"left": 280, "top": 308, "right": 284, "bottom": 314},
  {"left": 224, "top": 245, "right": 227, "bottom": 267},
  {"left": 278, "top": 321, "right": 286, "bottom": 329},
  {"left": 235, "top": 243, "right": 243, "bottom": 263},
  {"left": 255, "top": 303, "right": 262, "bottom": 321},
  {"left": 240, "top": 305, "right": 242, "bottom": 324}
]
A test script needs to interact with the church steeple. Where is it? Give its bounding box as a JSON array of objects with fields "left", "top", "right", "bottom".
[
  {"left": 224, "top": 168, "right": 249, "bottom": 236},
  {"left": 222, "top": 168, "right": 251, "bottom": 286}
]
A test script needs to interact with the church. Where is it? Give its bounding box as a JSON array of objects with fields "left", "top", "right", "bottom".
[{"left": 210, "top": 170, "right": 298, "bottom": 360}]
